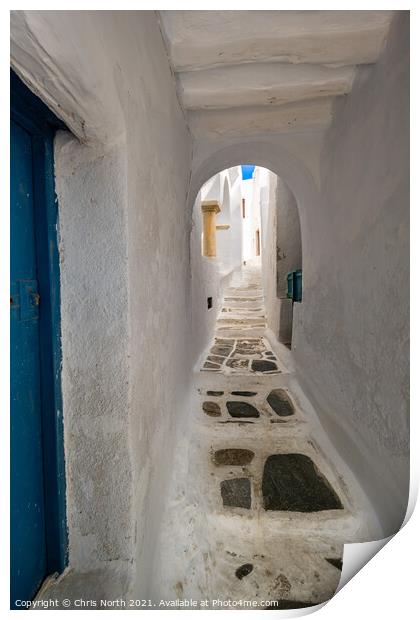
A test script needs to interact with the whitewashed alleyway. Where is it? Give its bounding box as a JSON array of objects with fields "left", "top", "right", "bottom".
[
  {"left": 157, "top": 264, "right": 379, "bottom": 609},
  {"left": 10, "top": 11, "right": 408, "bottom": 608}
]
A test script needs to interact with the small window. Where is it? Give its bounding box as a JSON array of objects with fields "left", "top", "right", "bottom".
[
  {"left": 207, "top": 297, "right": 213, "bottom": 309},
  {"left": 242, "top": 199, "right": 246, "bottom": 218}
]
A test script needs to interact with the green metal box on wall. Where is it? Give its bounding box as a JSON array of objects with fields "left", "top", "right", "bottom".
[
  {"left": 293, "top": 269, "right": 302, "bottom": 302},
  {"left": 287, "top": 272, "right": 294, "bottom": 299},
  {"left": 286, "top": 270, "right": 302, "bottom": 302}
]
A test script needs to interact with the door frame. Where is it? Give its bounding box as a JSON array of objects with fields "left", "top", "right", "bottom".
[{"left": 11, "top": 70, "right": 68, "bottom": 576}]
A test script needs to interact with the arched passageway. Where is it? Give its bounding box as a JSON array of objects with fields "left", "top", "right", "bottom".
[
  {"left": 10, "top": 10, "right": 408, "bottom": 611},
  {"left": 190, "top": 161, "right": 304, "bottom": 360},
  {"left": 156, "top": 164, "right": 379, "bottom": 605}
]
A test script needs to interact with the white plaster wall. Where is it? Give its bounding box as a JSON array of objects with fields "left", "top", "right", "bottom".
[
  {"left": 191, "top": 195, "right": 231, "bottom": 364},
  {"left": 190, "top": 168, "right": 243, "bottom": 363},
  {"left": 11, "top": 10, "right": 193, "bottom": 601},
  {"left": 123, "top": 13, "right": 193, "bottom": 598},
  {"left": 54, "top": 134, "right": 133, "bottom": 597},
  {"left": 215, "top": 176, "right": 233, "bottom": 268},
  {"left": 275, "top": 178, "right": 303, "bottom": 345},
  {"left": 260, "top": 169, "right": 280, "bottom": 336},
  {"left": 229, "top": 180, "right": 244, "bottom": 269},
  {"left": 241, "top": 177, "right": 262, "bottom": 262},
  {"left": 293, "top": 12, "right": 409, "bottom": 537},
  {"left": 276, "top": 179, "right": 302, "bottom": 297}
]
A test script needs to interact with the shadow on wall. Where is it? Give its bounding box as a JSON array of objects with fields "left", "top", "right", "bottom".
[{"left": 276, "top": 178, "right": 302, "bottom": 347}]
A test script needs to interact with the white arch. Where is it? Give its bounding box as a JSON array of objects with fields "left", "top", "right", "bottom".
[
  {"left": 188, "top": 141, "right": 313, "bottom": 276},
  {"left": 189, "top": 141, "right": 319, "bottom": 214}
]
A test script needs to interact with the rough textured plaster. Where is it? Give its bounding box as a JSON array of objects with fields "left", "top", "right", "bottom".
[
  {"left": 293, "top": 12, "right": 409, "bottom": 536},
  {"left": 111, "top": 13, "right": 193, "bottom": 599},
  {"left": 188, "top": 97, "right": 335, "bottom": 139},
  {"left": 54, "top": 133, "right": 133, "bottom": 583},
  {"left": 159, "top": 11, "right": 395, "bottom": 143},
  {"left": 178, "top": 63, "right": 355, "bottom": 110},
  {"left": 10, "top": 11, "right": 125, "bottom": 145},
  {"left": 11, "top": 10, "right": 193, "bottom": 601},
  {"left": 160, "top": 11, "right": 394, "bottom": 70}
]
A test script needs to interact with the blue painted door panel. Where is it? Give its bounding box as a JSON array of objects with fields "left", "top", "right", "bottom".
[{"left": 11, "top": 120, "right": 47, "bottom": 603}]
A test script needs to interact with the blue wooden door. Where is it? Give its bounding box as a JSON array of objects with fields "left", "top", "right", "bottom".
[
  {"left": 10, "top": 71, "right": 67, "bottom": 609},
  {"left": 10, "top": 119, "right": 47, "bottom": 604}
]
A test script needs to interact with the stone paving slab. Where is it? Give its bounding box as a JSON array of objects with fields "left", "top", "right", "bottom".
[{"left": 160, "top": 265, "right": 366, "bottom": 608}]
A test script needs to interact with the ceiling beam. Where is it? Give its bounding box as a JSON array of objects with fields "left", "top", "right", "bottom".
[
  {"left": 160, "top": 10, "right": 394, "bottom": 71},
  {"left": 188, "top": 97, "right": 335, "bottom": 139},
  {"left": 177, "top": 63, "right": 355, "bottom": 110}
]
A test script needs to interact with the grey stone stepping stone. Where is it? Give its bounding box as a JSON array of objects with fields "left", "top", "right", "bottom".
[
  {"left": 203, "top": 361, "right": 220, "bottom": 369},
  {"left": 231, "top": 391, "right": 257, "bottom": 397},
  {"left": 236, "top": 348, "right": 265, "bottom": 355},
  {"left": 262, "top": 454, "right": 343, "bottom": 512},
  {"left": 207, "top": 355, "right": 225, "bottom": 363},
  {"left": 207, "top": 390, "right": 224, "bottom": 396},
  {"left": 202, "top": 401, "right": 221, "bottom": 417},
  {"left": 251, "top": 360, "right": 277, "bottom": 372},
  {"left": 267, "top": 389, "right": 294, "bottom": 417},
  {"left": 226, "top": 401, "right": 260, "bottom": 418},
  {"left": 215, "top": 338, "right": 235, "bottom": 344},
  {"left": 220, "top": 478, "right": 251, "bottom": 508},
  {"left": 211, "top": 346, "right": 232, "bottom": 356},
  {"left": 226, "top": 358, "right": 249, "bottom": 369},
  {"left": 213, "top": 448, "right": 255, "bottom": 466},
  {"left": 326, "top": 558, "right": 343, "bottom": 570},
  {"left": 233, "top": 350, "right": 262, "bottom": 358},
  {"left": 235, "top": 563, "right": 253, "bottom": 579}
]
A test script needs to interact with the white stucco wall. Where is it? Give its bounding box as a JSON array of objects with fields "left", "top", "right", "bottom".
[
  {"left": 293, "top": 12, "right": 409, "bottom": 537},
  {"left": 11, "top": 10, "right": 193, "bottom": 600},
  {"left": 191, "top": 195, "right": 229, "bottom": 364},
  {"left": 54, "top": 135, "right": 133, "bottom": 597},
  {"left": 276, "top": 179, "right": 302, "bottom": 298},
  {"left": 229, "top": 172, "right": 244, "bottom": 269},
  {"left": 274, "top": 178, "right": 303, "bottom": 344},
  {"left": 216, "top": 177, "right": 233, "bottom": 268},
  {"left": 190, "top": 168, "right": 243, "bottom": 363},
  {"left": 241, "top": 175, "right": 263, "bottom": 262},
  {"left": 259, "top": 169, "right": 280, "bottom": 336}
]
